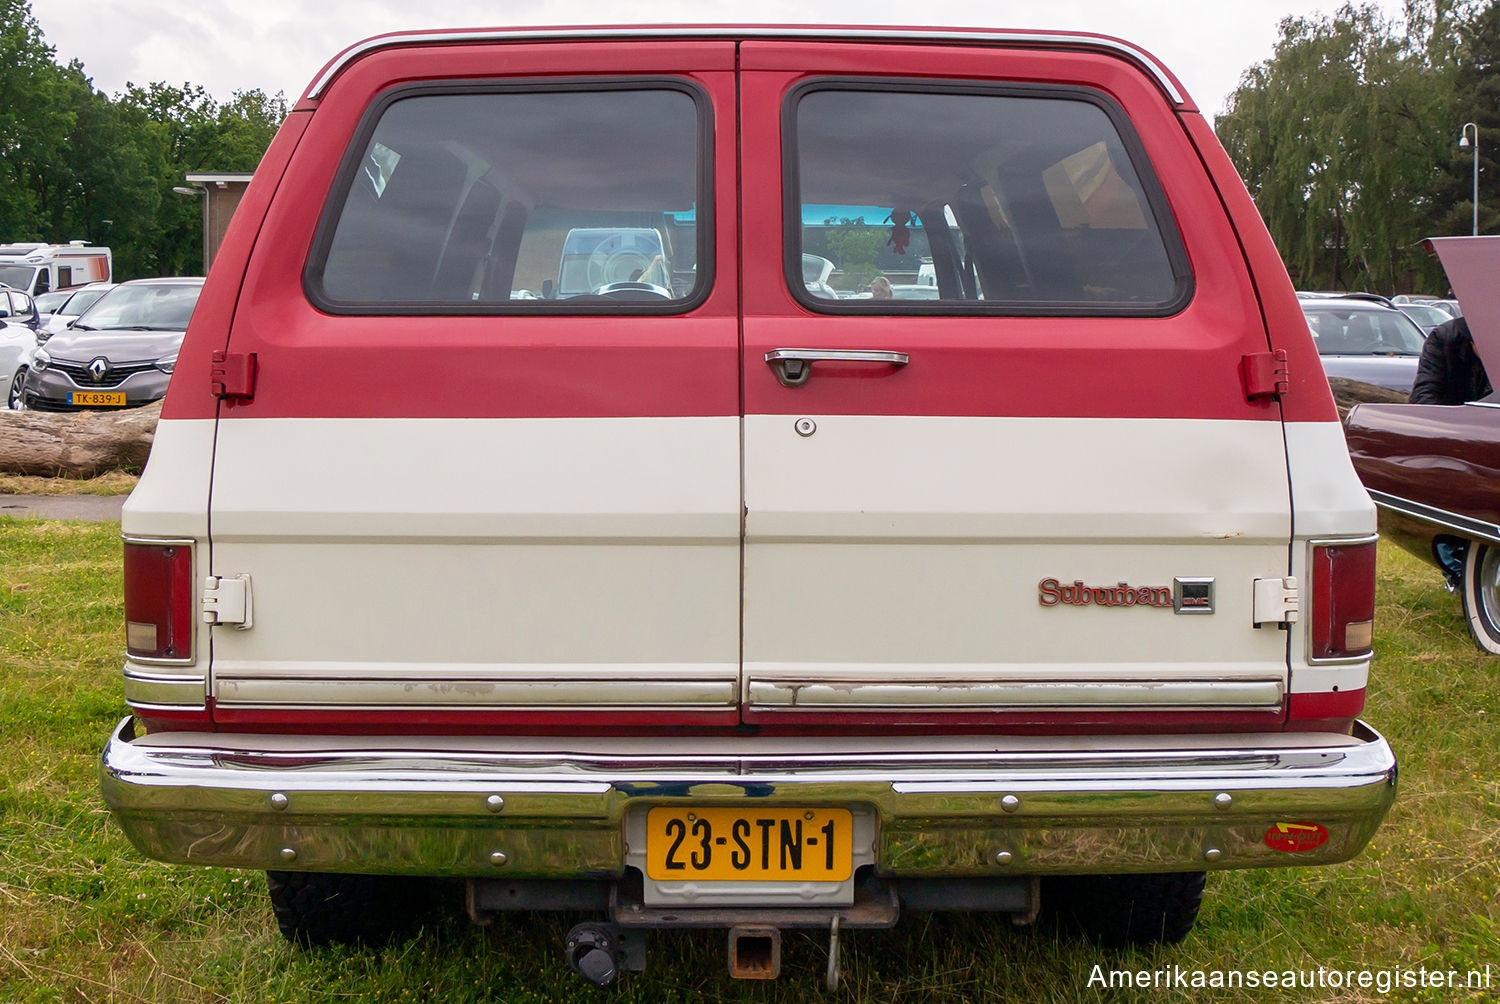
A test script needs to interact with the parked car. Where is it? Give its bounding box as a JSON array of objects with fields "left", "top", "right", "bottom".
[
  {"left": 1394, "top": 301, "right": 1455, "bottom": 334},
  {"left": 1347, "top": 235, "right": 1500, "bottom": 654},
  {"left": 98, "top": 27, "right": 1396, "bottom": 985},
  {"left": 1300, "top": 295, "right": 1426, "bottom": 392},
  {"left": 36, "top": 282, "right": 116, "bottom": 341},
  {"left": 0, "top": 284, "right": 41, "bottom": 409},
  {"left": 23, "top": 277, "right": 202, "bottom": 411}
]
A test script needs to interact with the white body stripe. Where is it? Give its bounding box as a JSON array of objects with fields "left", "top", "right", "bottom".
[
  {"left": 743, "top": 415, "right": 1292, "bottom": 707},
  {"left": 126, "top": 414, "right": 1368, "bottom": 713}
]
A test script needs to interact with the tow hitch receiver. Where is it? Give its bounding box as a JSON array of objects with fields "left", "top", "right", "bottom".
[{"left": 728, "top": 926, "right": 781, "bottom": 979}]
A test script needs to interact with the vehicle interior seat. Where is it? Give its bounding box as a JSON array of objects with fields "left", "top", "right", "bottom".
[{"left": 1342, "top": 314, "right": 1379, "bottom": 353}]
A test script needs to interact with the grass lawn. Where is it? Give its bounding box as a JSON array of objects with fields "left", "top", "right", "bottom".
[
  {"left": 0, "top": 518, "right": 1496, "bottom": 1002},
  {"left": 0, "top": 472, "right": 138, "bottom": 496}
]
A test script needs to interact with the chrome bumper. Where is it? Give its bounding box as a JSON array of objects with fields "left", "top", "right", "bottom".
[{"left": 99, "top": 718, "right": 1396, "bottom": 878}]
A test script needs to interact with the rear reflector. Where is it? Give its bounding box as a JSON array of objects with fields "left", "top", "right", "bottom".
[
  {"left": 123, "top": 540, "right": 194, "bottom": 663},
  {"left": 1309, "top": 540, "right": 1377, "bottom": 661}
]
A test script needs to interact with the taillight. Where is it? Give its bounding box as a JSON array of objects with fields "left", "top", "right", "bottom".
[
  {"left": 1309, "top": 539, "right": 1377, "bottom": 661},
  {"left": 123, "top": 539, "right": 195, "bottom": 662}
]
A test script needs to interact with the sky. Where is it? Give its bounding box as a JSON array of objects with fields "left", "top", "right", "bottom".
[{"left": 32, "top": 0, "right": 1412, "bottom": 120}]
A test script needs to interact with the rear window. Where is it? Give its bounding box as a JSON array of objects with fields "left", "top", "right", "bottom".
[
  {"left": 1303, "top": 306, "right": 1426, "bottom": 356},
  {"left": 786, "top": 83, "right": 1190, "bottom": 313},
  {"left": 309, "top": 82, "right": 710, "bottom": 313}
]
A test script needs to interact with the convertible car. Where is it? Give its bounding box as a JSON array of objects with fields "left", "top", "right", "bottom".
[{"left": 1345, "top": 236, "right": 1500, "bottom": 654}]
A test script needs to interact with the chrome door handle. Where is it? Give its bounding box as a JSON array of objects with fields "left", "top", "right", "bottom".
[{"left": 764, "top": 348, "right": 909, "bottom": 388}]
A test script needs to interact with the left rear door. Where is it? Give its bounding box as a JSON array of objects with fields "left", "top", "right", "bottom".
[{"left": 206, "top": 40, "right": 743, "bottom": 730}]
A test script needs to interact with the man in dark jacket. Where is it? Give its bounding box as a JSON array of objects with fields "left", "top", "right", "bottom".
[
  {"left": 1410, "top": 315, "right": 1492, "bottom": 405},
  {"left": 1408, "top": 313, "right": 1492, "bottom": 588}
]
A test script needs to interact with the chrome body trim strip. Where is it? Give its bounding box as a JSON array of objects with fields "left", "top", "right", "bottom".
[
  {"left": 744, "top": 678, "right": 1285, "bottom": 711},
  {"left": 307, "top": 28, "right": 1185, "bottom": 105},
  {"left": 122, "top": 669, "right": 206, "bottom": 709},
  {"left": 1365, "top": 489, "right": 1500, "bottom": 547},
  {"left": 101, "top": 718, "right": 1395, "bottom": 878}
]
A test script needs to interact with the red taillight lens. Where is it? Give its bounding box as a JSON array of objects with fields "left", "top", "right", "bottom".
[
  {"left": 123, "top": 541, "right": 194, "bottom": 662},
  {"left": 1310, "top": 540, "right": 1377, "bottom": 660}
]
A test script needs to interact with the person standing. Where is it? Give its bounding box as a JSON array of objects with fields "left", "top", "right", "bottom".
[{"left": 1410, "top": 314, "right": 1492, "bottom": 405}]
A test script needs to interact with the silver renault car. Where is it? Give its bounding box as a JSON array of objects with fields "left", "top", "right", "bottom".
[{"left": 23, "top": 277, "right": 202, "bottom": 411}]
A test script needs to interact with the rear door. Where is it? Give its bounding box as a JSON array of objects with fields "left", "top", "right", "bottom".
[
  {"left": 207, "top": 41, "right": 742, "bottom": 729},
  {"left": 738, "top": 41, "right": 1293, "bottom": 729}
]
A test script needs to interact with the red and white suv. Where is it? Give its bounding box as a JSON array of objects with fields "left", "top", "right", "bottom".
[{"left": 101, "top": 26, "right": 1395, "bottom": 985}]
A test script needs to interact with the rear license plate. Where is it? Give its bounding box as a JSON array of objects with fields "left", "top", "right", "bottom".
[
  {"left": 645, "top": 807, "right": 852, "bottom": 882},
  {"left": 70, "top": 391, "right": 126, "bottom": 406}
]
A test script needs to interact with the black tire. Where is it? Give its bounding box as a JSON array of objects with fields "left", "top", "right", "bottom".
[
  {"left": 1042, "top": 872, "right": 1205, "bottom": 947},
  {"left": 7, "top": 367, "right": 25, "bottom": 410},
  {"left": 265, "top": 871, "right": 440, "bottom": 948},
  {"left": 1460, "top": 542, "right": 1500, "bottom": 655}
]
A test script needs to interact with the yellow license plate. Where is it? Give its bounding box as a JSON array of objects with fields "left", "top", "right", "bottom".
[
  {"left": 70, "top": 391, "right": 126, "bottom": 406},
  {"left": 645, "top": 807, "right": 852, "bottom": 882}
]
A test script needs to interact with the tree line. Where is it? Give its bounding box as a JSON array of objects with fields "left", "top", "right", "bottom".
[
  {"left": 3, "top": 0, "right": 1494, "bottom": 294},
  {"left": 0, "top": 0, "right": 284, "bottom": 280},
  {"left": 1219, "top": 0, "right": 1499, "bottom": 293}
]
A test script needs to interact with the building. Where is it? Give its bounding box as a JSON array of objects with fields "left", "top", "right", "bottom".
[{"left": 174, "top": 173, "right": 254, "bottom": 272}]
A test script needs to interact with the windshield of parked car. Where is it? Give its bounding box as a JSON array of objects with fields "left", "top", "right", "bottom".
[
  {"left": 72, "top": 283, "right": 202, "bottom": 331},
  {"left": 34, "top": 291, "right": 69, "bottom": 313},
  {"left": 1303, "top": 305, "right": 1426, "bottom": 355},
  {"left": 1397, "top": 303, "right": 1453, "bottom": 327},
  {"left": 0, "top": 265, "right": 36, "bottom": 290},
  {"left": 59, "top": 286, "right": 111, "bottom": 316}
]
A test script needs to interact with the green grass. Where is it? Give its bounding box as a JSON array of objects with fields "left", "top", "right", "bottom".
[
  {"left": 0, "top": 472, "right": 138, "bottom": 496},
  {"left": 1, "top": 519, "right": 1496, "bottom": 1002}
]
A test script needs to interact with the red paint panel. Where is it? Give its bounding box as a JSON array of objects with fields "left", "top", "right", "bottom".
[
  {"left": 188, "top": 694, "right": 1361, "bottom": 738},
  {"left": 164, "top": 111, "right": 312, "bottom": 421},
  {"left": 739, "top": 45, "right": 1283, "bottom": 422},
  {"left": 1286, "top": 689, "right": 1365, "bottom": 734},
  {"left": 217, "top": 42, "right": 740, "bottom": 420},
  {"left": 209, "top": 707, "right": 742, "bottom": 733},
  {"left": 1175, "top": 113, "right": 1338, "bottom": 425},
  {"left": 207, "top": 707, "right": 1283, "bottom": 737}
]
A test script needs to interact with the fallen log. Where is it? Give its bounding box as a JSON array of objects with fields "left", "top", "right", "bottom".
[
  {"left": 0, "top": 401, "right": 161, "bottom": 477},
  {"left": 1328, "top": 377, "right": 1409, "bottom": 423}
]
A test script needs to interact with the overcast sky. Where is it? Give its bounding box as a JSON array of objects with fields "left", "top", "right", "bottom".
[{"left": 33, "top": 0, "right": 1410, "bottom": 120}]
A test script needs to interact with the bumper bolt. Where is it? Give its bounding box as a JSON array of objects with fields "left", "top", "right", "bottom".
[
  {"left": 279, "top": 847, "right": 297, "bottom": 862},
  {"left": 490, "top": 850, "right": 509, "bottom": 867},
  {"left": 994, "top": 850, "right": 1013, "bottom": 865},
  {"left": 1214, "top": 792, "right": 1233, "bottom": 811},
  {"left": 1001, "top": 795, "right": 1020, "bottom": 813},
  {"left": 1204, "top": 847, "right": 1223, "bottom": 862},
  {"left": 486, "top": 795, "right": 505, "bottom": 813},
  {"left": 269, "top": 793, "right": 288, "bottom": 811}
]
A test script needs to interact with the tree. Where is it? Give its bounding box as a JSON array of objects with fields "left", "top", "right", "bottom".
[
  {"left": 0, "top": 0, "right": 64, "bottom": 239},
  {"left": 0, "top": 0, "right": 285, "bottom": 278},
  {"left": 1217, "top": 1, "right": 1475, "bottom": 292},
  {"left": 1428, "top": 1, "right": 1500, "bottom": 244}
]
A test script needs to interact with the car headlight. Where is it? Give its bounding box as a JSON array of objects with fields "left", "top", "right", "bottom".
[
  {"left": 155, "top": 352, "right": 178, "bottom": 374},
  {"left": 32, "top": 348, "right": 50, "bottom": 371}
]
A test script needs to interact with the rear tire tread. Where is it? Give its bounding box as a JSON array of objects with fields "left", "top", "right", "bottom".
[
  {"left": 265, "top": 871, "right": 433, "bottom": 948},
  {"left": 1043, "top": 871, "right": 1205, "bottom": 947}
]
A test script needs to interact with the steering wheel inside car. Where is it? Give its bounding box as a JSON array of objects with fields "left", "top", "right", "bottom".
[{"left": 588, "top": 281, "right": 674, "bottom": 301}]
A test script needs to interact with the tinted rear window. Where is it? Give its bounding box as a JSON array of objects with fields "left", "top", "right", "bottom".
[
  {"left": 310, "top": 84, "right": 708, "bottom": 313},
  {"left": 787, "top": 84, "right": 1190, "bottom": 313}
]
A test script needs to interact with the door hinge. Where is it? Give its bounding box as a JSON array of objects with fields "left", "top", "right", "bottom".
[
  {"left": 1240, "top": 350, "right": 1289, "bottom": 401},
  {"left": 1252, "top": 576, "right": 1299, "bottom": 627},
  {"left": 211, "top": 350, "right": 257, "bottom": 401},
  {"left": 202, "top": 574, "right": 253, "bottom": 628}
]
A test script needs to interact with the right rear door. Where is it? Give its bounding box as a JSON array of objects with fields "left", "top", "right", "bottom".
[{"left": 738, "top": 41, "right": 1294, "bottom": 730}]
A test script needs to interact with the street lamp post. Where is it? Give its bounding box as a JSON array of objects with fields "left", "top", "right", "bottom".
[{"left": 1459, "top": 122, "right": 1479, "bottom": 236}]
